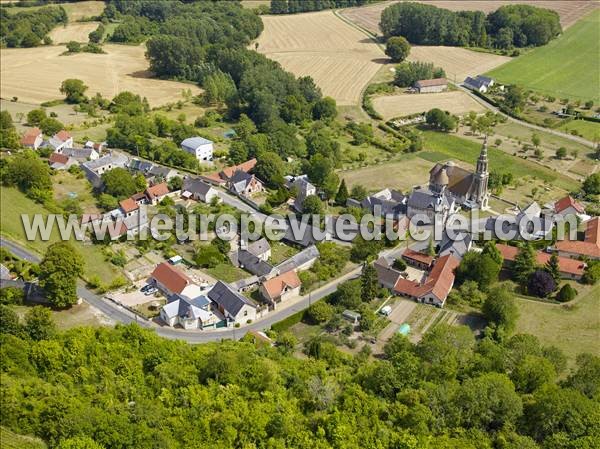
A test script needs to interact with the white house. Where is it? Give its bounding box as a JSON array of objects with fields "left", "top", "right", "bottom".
[
  {"left": 182, "top": 177, "right": 220, "bottom": 203},
  {"left": 181, "top": 136, "right": 213, "bottom": 162},
  {"left": 48, "top": 130, "right": 74, "bottom": 152},
  {"left": 20, "top": 127, "right": 43, "bottom": 150},
  {"left": 464, "top": 75, "right": 494, "bottom": 93},
  {"left": 208, "top": 281, "right": 258, "bottom": 325},
  {"left": 160, "top": 294, "right": 219, "bottom": 329}
]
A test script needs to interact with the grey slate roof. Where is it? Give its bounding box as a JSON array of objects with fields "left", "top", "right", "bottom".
[
  {"left": 374, "top": 256, "right": 402, "bottom": 289},
  {"left": 181, "top": 136, "right": 213, "bottom": 151},
  {"left": 236, "top": 250, "right": 275, "bottom": 277},
  {"left": 62, "top": 148, "right": 96, "bottom": 160},
  {"left": 208, "top": 281, "right": 257, "bottom": 317},
  {"left": 83, "top": 153, "right": 128, "bottom": 171},
  {"left": 407, "top": 188, "right": 452, "bottom": 211},
  {"left": 438, "top": 232, "right": 473, "bottom": 259},
  {"left": 276, "top": 245, "right": 319, "bottom": 273},
  {"left": 246, "top": 237, "right": 271, "bottom": 258},
  {"left": 129, "top": 159, "right": 154, "bottom": 173},
  {"left": 183, "top": 177, "right": 214, "bottom": 196},
  {"left": 228, "top": 170, "right": 254, "bottom": 194}
]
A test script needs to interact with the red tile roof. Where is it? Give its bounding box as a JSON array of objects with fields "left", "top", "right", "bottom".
[
  {"left": 262, "top": 270, "right": 301, "bottom": 301},
  {"left": 555, "top": 196, "right": 585, "bottom": 214},
  {"left": 416, "top": 78, "right": 447, "bottom": 87},
  {"left": 145, "top": 182, "right": 169, "bottom": 201},
  {"left": 220, "top": 158, "right": 257, "bottom": 180},
  {"left": 555, "top": 217, "right": 600, "bottom": 258},
  {"left": 402, "top": 249, "right": 434, "bottom": 266},
  {"left": 119, "top": 198, "right": 139, "bottom": 214},
  {"left": 394, "top": 254, "right": 459, "bottom": 302},
  {"left": 54, "top": 130, "right": 71, "bottom": 142},
  {"left": 20, "top": 127, "right": 42, "bottom": 146},
  {"left": 151, "top": 262, "right": 191, "bottom": 294},
  {"left": 497, "top": 244, "right": 585, "bottom": 277},
  {"left": 49, "top": 152, "right": 69, "bottom": 165}
]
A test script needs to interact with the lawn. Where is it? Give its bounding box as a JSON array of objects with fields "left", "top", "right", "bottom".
[
  {"left": 205, "top": 263, "right": 248, "bottom": 283},
  {"left": 270, "top": 242, "right": 300, "bottom": 265},
  {"left": 558, "top": 120, "right": 600, "bottom": 143},
  {"left": 515, "top": 283, "right": 600, "bottom": 366},
  {"left": 422, "top": 130, "right": 580, "bottom": 192},
  {"left": 339, "top": 153, "right": 434, "bottom": 192},
  {"left": 486, "top": 9, "right": 600, "bottom": 102},
  {"left": 13, "top": 302, "right": 110, "bottom": 330},
  {"left": 0, "top": 187, "right": 121, "bottom": 285},
  {"left": 52, "top": 170, "right": 99, "bottom": 214}
]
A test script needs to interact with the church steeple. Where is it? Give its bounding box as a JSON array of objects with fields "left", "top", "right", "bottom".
[{"left": 476, "top": 136, "right": 489, "bottom": 175}]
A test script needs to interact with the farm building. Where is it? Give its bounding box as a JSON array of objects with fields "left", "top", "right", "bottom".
[
  {"left": 463, "top": 75, "right": 494, "bottom": 93},
  {"left": 496, "top": 244, "right": 586, "bottom": 280},
  {"left": 414, "top": 78, "right": 447, "bottom": 93},
  {"left": 555, "top": 217, "right": 600, "bottom": 260},
  {"left": 181, "top": 177, "right": 219, "bottom": 203},
  {"left": 181, "top": 136, "right": 213, "bottom": 162},
  {"left": 20, "top": 127, "right": 43, "bottom": 150}
]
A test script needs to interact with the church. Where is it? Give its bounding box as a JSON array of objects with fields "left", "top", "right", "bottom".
[{"left": 407, "top": 139, "right": 490, "bottom": 222}]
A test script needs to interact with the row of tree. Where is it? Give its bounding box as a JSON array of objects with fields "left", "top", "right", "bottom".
[
  {"left": 270, "top": 0, "right": 373, "bottom": 14},
  {"left": 380, "top": 3, "right": 561, "bottom": 49},
  {"left": 0, "top": 5, "right": 67, "bottom": 47}
]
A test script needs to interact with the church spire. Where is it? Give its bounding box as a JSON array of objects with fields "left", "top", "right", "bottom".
[{"left": 476, "top": 137, "right": 489, "bottom": 175}]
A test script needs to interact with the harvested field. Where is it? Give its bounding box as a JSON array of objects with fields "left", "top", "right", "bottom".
[
  {"left": 340, "top": 1, "right": 598, "bottom": 36},
  {"left": 2, "top": 1, "right": 105, "bottom": 20},
  {"left": 373, "top": 90, "right": 484, "bottom": 119},
  {"left": 48, "top": 22, "right": 100, "bottom": 43},
  {"left": 0, "top": 44, "right": 201, "bottom": 107},
  {"left": 407, "top": 46, "right": 510, "bottom": 82},
  {"left": 255, "top": 11, "right": 385, "bottom": 105}
]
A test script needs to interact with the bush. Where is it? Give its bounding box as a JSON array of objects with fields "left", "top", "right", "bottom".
[
  {"left": 556, "top": 284, "right": 576, "bottom": 302},
  {"left": 527, "top": 270, "right": 556, "bottom": 298}
]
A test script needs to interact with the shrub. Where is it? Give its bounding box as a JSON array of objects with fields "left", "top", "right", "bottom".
[{"left": 556, "top": 284, "right": 576, "bottom": 302}]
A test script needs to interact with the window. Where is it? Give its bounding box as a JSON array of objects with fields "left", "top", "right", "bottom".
[{"left": 244, "top": 310, "right": 248, "bottom": 316}]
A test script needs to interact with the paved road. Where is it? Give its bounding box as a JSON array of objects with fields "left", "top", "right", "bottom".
[
  {"left": 1, "top": 237, "right": 360, "bottom": 343},
  {"left": 458, "top": 85, "right": 596, "bottom": 149}
]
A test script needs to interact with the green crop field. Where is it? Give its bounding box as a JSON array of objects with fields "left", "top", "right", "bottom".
[{"left": 486, "top": 9, "right": 600, "bottom": 102}]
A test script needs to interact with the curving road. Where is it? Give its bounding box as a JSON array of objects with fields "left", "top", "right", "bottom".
[{"left": 0, "top": 237, "right": 360, "bottom": 343}]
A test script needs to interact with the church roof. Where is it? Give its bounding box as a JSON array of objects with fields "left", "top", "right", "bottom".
[{"left": 430, "top": 163, "right": 474, "bottom": 197}]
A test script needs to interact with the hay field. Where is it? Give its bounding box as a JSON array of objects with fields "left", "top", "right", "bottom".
[
  {"left": 2, "top": 1, "right": 105, "bottom": 20},
  {"left": 486, "top": 9, "right": 600, "bottom": 102},
  {"left": 255, "top": 11, "right": 385, "bottom": 105},
  {"left": 407, "top": 46, "right": 510, "bottom": 82},
  {"left": 0, "top": 44, "right": 201, "bottom": 107},
  {"left": 48, "top": 22, "right": 100, "bottom": 43},
  {"left": 373, "top": 90, "right": 484, "bottom": 119},
  {"left": 340, "top": 1, "right": 598, "bottom": 36}
]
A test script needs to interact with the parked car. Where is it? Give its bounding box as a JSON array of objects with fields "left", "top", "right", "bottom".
[
  {"left": 144, "top": 287, "right": 158, "bottom": 296},
  {"left": 140, "top": 284, "right": 152, "bottom": 293}
]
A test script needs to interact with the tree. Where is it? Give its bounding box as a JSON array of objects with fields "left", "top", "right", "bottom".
[
  {"left": 482, "top": 285, "right": 519, "bottom": 337},
  {"left": 350, "top": 185, "right": 368, "bottom": 201},
  {"left": 426, "top": 108, "right": 457, "bottom": 132},
  {"left": 60, "top": 79, "right": 88, "bottom": 104},
  {"left": 24, "top": 306, "right": 56, "bottom": 341},
  {"left": 168, "top": 176, "right": 183, "bottom": 191},
  {"left": 306, "top": 301, "right": 334, "bottom": 323},
  {"left": 531, "top": 133, "right": 541, "bottom": 148},
  {"left": 0, "top": 110, "right": 20, "bottom": 149},
  {"left": 513, "top": 243, "right": 537, "bottom": 286},
  {"left": 504, "top": 85, "right": 526, "bottom": 112},
  {"left": 335, "top": 179, "right": 349, "bottom": 206},
  {"left": 66, "top": 41, "right": 82, "bottom": 53},
  {"left": 302, "top": 195, "right": 324, "bottom": 215},
  {"left": 455, "top": 251, "right": 500, "bottom": 291},
  {"left": 556, "top": 283, "right": 576, "bottom": 302},
  {"left": 39, "top": 242, "right": 84, "bottom": 308},
  {"left": 253, "top": 151, "right": 285, "bottom": 188},
  {"left": 582, "top": 173, "right": 600, "bottom": 195},
  {"left": 555, "top": 147, "right": 567, "bottom": 159},
  {"left": 385, "top": 36, "right": 411, "bottom": 62},
  {"left": 563, "top": 353, "right": 600, "bottom": 399},
  {"left": 361, "top": 263, "right": 378, "bottom": 302},
  {"left": 40, "top": 117, "right": 64, "bottom": 136},
  {"left": 101, "top": 168, "right": 137, "bottom": 199},
  {"left": 351, "top": 236, "right": 383, "bottom": 263},
  {"left": 333, "top": 279, "right": 362, "bottom": 309},
  {"left": 511, "top": 355, "right": 556, "bottom": 393},
  {"left": 27, "top": 108, "right": 47, "bottom": 126},
  {"left": 482, "top": 241, "right": 503, "bottom": 265},
  {"left": 6, "top": 151, "right": 52, "bottom": 200},
  {"left": 544, "top": 252, "right": 561, "bottom": 285},
  {"left": 312, "top": 97, "right": 337, "bottom": 122},
  {"left": 0, "top": 304, "right": 21, "bottom": 336},
  {"left": 56, "top": 437, "right": 105, "bottom": 449},
  {"left": 527, "top": 270, "right": 556, "bottom": 297},
  {"left": 457, "top": 372, "right": 523, "bottom": 430}
]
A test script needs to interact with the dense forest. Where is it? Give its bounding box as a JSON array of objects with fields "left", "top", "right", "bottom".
[
  {"left": 270, "top": 0, "right": 374, "bottom": 14},
  {"left": 0, "top": 6, "right": 67, "bottom": 47},
  {"left": 1, "top": 316, "right": 598, "bottom": 448},
  {"left": 380, "top": 3, "right": 561, "bottom": 49}
]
